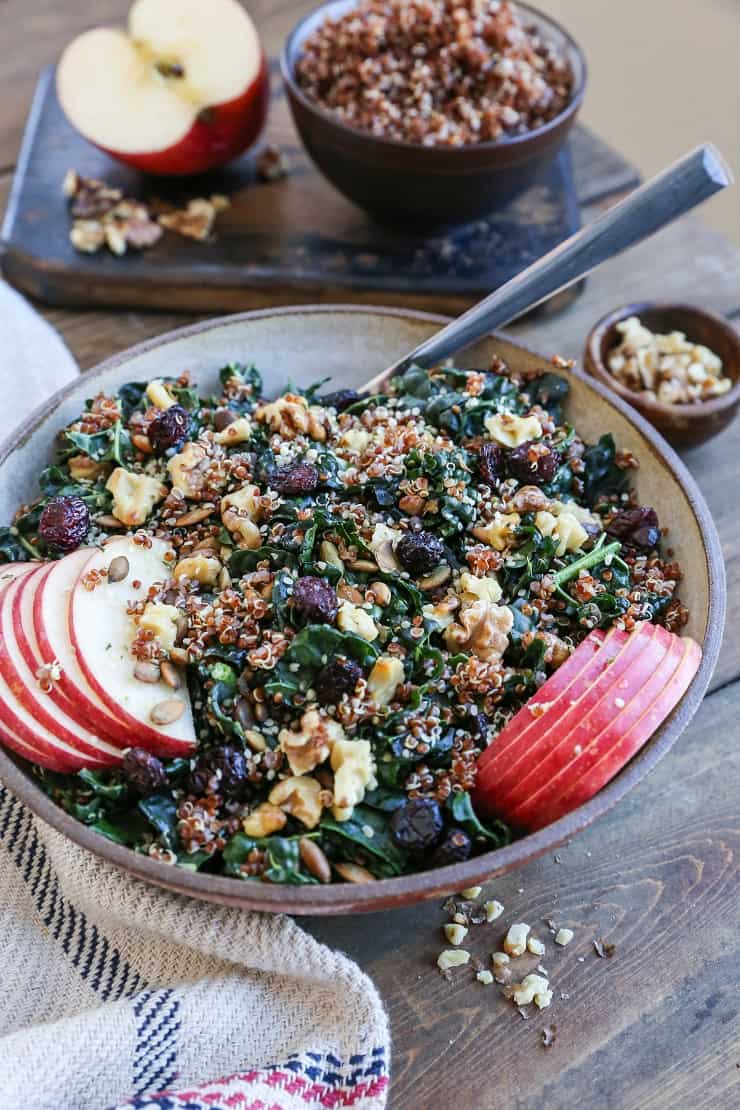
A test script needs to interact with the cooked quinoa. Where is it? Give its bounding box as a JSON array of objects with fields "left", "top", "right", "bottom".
[
  {"left": 0, "top": 357, "right": 686, "bottom": 883},
  {"left": 295, "top": 0, "right": 574, "bottom": 147}
]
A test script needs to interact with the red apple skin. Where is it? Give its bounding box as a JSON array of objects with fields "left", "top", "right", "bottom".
[
  {"left": 0, "top": 572, "right": 123, "bottom": 765},
  {"left": 100, "top": 52, "right": 270, "bottom": 176},
  {"left": 14, "top": 565, "right": 80, "bottom": 719},
  {"left": 490, "top": 624, "right": 669, "bottom": 814},
  {"left": 475, "top": 626, "right": 634, "bottom": 803},
  {"left": 33, "top": 555, "right": 140, "bottom": 747},
  {"left": 477, "top": 628, "right": 607, "bottom": 778},
  {"left": 0, "top": 572, "right": 105, "bottom": 771},
  {"left": 512, "top": 634, "right": 701, "bottom": 831}
]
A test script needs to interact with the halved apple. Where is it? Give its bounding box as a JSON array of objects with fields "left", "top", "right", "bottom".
[
  {"left": 69, "top": 538, "right": 196, "bottom": 756},
  {"left": 56, "top": 0, "right": 269, "bottom": 176},
  {"left": 0, "top": 569, "right": 111, "bottom": 771},
  {"left": 0, "top": 569, "right": 124, "bottom": 765}
]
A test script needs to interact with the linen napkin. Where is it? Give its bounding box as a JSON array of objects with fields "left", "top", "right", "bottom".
[{"left": 0, "top": 284, "right": 390, "bottom": 1110}]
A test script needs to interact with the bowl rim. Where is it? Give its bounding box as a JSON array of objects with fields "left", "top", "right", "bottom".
[
  {"left": 280, "top": 0, "right": 588, "bottom": 158},
  {"left": 0, "top": 304, "right": 725, "bottom": 914},
  {"left": 585, "top": 301, "right": 740, "bottom": 421}
]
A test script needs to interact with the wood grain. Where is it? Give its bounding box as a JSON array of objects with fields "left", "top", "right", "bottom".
[{"left": 2, "top": 3, "right": 740, "bottom": 1107}]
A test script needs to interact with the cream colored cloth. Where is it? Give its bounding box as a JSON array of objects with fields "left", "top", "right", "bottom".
[{"left": 0, "top": 287, "right": 390, "bottom": 1110}]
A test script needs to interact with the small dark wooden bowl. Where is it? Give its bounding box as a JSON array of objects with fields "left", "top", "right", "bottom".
[
  {"left": 281, "top": 0, "right": 586, "bottom": 227},
  {"left": 584, "top": 302, "right": 740, "bottom": 448}
]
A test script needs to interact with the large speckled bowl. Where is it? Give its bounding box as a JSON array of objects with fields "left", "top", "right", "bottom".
[{"left": 0, "top": 307, "right": 725, "bottom": 914}]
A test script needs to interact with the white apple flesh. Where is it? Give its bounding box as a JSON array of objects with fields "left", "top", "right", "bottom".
[
  {"left": 0, "top": 568, "right": 125, "bottom": 765},
  {"left": 69, "top": 538, "right": 196, "bottom": 756},
  {"left": 33, "top": 549, "right": 144, "bottom": 747},
  {"left": 0, "top": 569, "right": 110, "bottom": 771},
  {"left": 56, "top": 0, "right": 269, "bottom": 176}
]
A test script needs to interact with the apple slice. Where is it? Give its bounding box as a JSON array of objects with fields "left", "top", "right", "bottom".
[
  {"left": 489, "top": 623, "right": 669, "bottom": 813},
  {"left": 0, "top": 569, "right": 124, "bottom": 765},
  {"left": 0, "top": 570, "right": 110, "bottom": 771},
  {"left": 510, "top": 633, "right": 702, "bottom": 830},
  {"left": 57, "top": 0, "right": 269, "bottom": 176},
  {"left": 477, "top": 627, "right": 611, "bottom": 780},
  {"left": 475, "top": 625, "right": 633, "bottom": 802},
  {"left": 69, "top": 538, "right": 196, "bottom": 756},
  {"left": 33, "top": 550, "right": 147, "bottom": 747}
]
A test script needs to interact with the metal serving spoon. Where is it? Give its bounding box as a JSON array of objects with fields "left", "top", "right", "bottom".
[{"left": 361, "top": 143, "right": 732, "bottom": 394}]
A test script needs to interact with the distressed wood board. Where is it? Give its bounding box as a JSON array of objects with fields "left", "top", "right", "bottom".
[{"left": 0, "top": 65, "right": 639, "bottom": 313}]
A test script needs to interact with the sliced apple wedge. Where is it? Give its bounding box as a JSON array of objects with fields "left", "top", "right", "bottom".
[
  {"left": 491, "top": 623, "right": 669, "bottom": 814},
  {"left": 69, "top": 538, "right": 196, "bottom": 756},
  {"left": 0, "top": 569, "right": 111, "bottom": 771},
  {"left": 33, "top": 550, "right": 146, "bottom": 747},
  {"left": 474, "top": 622, "right": 702, "bottom": 831},
  {"left": 0, "top": 569, "right": 124, "bottom": 765},
  {"left": 475, "top": 625, "right": 633, "bottom": 802},
  {"left": 512, "top": 634, "right": 702, "bottom": 831},
  {"left": 57, "top": 0, "right": 269, "bottom": 176}
]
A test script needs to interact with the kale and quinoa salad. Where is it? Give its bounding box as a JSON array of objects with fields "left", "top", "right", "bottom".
[{"left": 0, "top": 357, "right": 688, "bottom": 885}]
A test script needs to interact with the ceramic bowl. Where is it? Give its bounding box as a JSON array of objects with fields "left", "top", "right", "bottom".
[
  {"left": 281, "top": 0, "right": 587, "bottom": 226},
  {"left": 584, "top": 302, "right": 740, "bottom": 448},
  {"left": 0, "top": 306, "right": 725, "bottom": 914}
]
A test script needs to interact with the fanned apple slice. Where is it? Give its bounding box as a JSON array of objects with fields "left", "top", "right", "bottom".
[
  {"left": 0, "top": 570, "right": 109, "bottom": 771},
  {"left": 477, "top": 626, "right": 612, "bottom": 781},
  {"left": 0, "top": 570, "right": 124, "bottom": 764},
  {"left": 492, "top": 624, "right": 669, "bottom": 813},
  {"left": 511, "top": 633, "right": 701, "bottom": 830},
  {"left": 33, "top": 550, "right": 145, "bottom": 746},
  {"left": 475, "top": 625, "right": 635, "bottom": 803},
  {"left": 69, "top": 538, "right": 196, "bottom": 757}
]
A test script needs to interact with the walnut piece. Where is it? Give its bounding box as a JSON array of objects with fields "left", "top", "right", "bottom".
[
  {"left": 242, "top": 802, "right": 287, "bottom": 837},
  {"left": 173, "top": 554, "right": 221, "bottom": 586},
  {"left": 106, "top": 467, "right": 167, "bottom": 526},
  {"left": 330, "top": 738, "right": 376, "bottom": 820},
  {"left": 278, "top": 708, "right": 346, "bottom": 776},
  {"left": 158, "top": 196, "right": 228, "bottom": 241},
  {"left": 255, "top": 393, "right": 329, "bottom": 442},
  {"left": 268, "top": 775, "right": 324, "bottom": 829},
  {"left": 221, "top": 483, "right": 262, "bottom": 549},
  {"left": 444, "top": 599, "right": 513, "bottom": 663},
  {"left": 167, "top": 440, "right": 212, "bottom": 499}
]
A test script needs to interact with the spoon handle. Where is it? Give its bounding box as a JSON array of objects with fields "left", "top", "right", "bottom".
[{"left": 363, "top": 144, "right": 732, "bottom": 393}]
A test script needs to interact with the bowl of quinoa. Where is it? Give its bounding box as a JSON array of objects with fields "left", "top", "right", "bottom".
[
  {"left": 282, "top": 0, "right": 586, "bottom": 224},
  {"left": 0, "top": 306, "right": 723, "bottom": 914}
]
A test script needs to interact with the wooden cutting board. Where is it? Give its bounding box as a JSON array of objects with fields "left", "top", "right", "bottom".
[{"left": 0, "top": 64, "right": 639, "bottom": 314}]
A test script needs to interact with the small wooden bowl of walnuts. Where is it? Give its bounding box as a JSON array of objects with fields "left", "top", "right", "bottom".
[{"left": 584, "top": 302, "right": 740, "bottom": 448}]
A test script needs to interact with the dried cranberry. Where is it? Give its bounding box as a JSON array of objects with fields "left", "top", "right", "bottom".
[
  {"left": 38, "top": 496, "right": 90, "bottom": 553},
  {"left": 507, "top": 440, "right": 561, "bottom": 485},
  {"left": 209, "top": 744, "right": 248, "bottom": 798},
  {"left": 319, "top": 388, "right": 363, "bottom": 412},
  {"left": 148, "top": 404, "right": 191, "bottom": 454},
  {"left": 122, "top": 747, "right": 169, "bottom": 795},
  {"left": 395, "top": 530, "right": 445, "bottom": 576},
  {"left": 292, "top": 576, "right": 338, "bottom": 623},
  {"left": 316, "top": 657, "right": 364, "bottom": 704},
  {"left": 478, "top": 443, "right": 505, "bottom": 485},
  {"left": 606, "top": 507, "right": 661, "bottom": 549},
  {"left": 390, "top": 798, "right": 444, "bottom": 853},
  {"left": 271, "top": 461, "right": 319, "bottom": 496},
  {"left": 430, "top": 827, "right": 472, "bottom": 867}
]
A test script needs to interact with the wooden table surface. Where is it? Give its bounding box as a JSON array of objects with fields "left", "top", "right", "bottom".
[{"left": 2, "top": 3, "right": 740, "bottom": 1108}]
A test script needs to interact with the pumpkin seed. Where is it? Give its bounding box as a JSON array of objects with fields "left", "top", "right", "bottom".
[
  {"left": 107, "top": 555, "right": 130, "bottom": 583},
  {"left": 418, "top": 564, "right": 452, "bottom": 590},
  {"left": 299, "top": 838, "right": 332, "bottom": 883},
  {"left": 334, "top": 861, "right": 376, "bottom": 884},
  {"left": 174, "top": 506, "right": 214, "bottom": 527},
  {"left": 150, "top": 699, "right": 185, "bottom": 725},
  {"left": 160, "top": 660, "right": 181, "bottom": 690},
  {"left": 134, "top": 661, "right": 161, "bottom": 684}
]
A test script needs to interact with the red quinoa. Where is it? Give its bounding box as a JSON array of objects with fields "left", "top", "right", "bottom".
[{"left": 295, "top": 0, "right": 573, "bottom": 147}]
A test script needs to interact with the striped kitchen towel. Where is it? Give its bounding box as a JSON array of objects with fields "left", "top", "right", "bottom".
[
  {"left": 0, "top": 784, "right": 389, "bottom": 1110},
  {"left": 0, "top": 284, "right": 389, "bottom": 1110}
]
